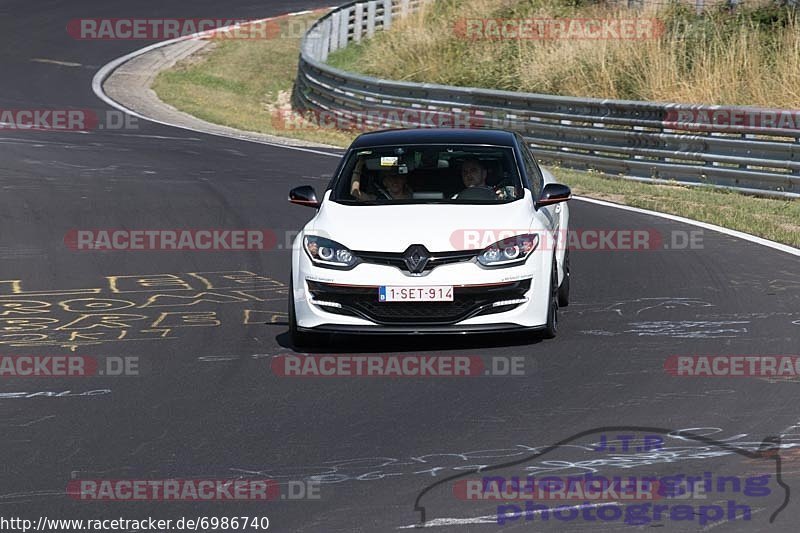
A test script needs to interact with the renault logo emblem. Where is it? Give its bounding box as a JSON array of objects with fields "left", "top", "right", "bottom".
[{"left": 403, "top": 245, "right": 430, "bottom": 274}]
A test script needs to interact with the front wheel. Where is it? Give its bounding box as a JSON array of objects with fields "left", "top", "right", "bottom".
[{"left": 541, "top": 258, "right": 559, "bottom": 339}]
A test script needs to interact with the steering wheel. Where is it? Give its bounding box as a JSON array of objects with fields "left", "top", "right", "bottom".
[
  {"left": 454, "top": 186, "right": 497, "bottom": 201},
  {"left": 373, "top": 182, "right": 393, "bottom": 200}
]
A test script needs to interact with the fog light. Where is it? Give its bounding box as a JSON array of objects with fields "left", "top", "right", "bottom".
[
  {"left": 313, "top": 300, "right": 342, "bottom": 308},
  {"left": 492, "top": 298, "right": 527, "bottom": 307}
]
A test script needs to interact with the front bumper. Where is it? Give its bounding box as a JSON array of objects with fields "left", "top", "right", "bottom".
[
  {"left": 297, "top": 323, "right": 547, "bottom": 335},
  {"left": 292, "top": 248, "right": 553, "bottom": 332},
  {"left": 306, "top": 279, "right": 531, "bottom": 325}
]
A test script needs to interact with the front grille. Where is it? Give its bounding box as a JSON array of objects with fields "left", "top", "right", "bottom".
[
  {"left": 354, "top": 249, "right": 478, "bottom": 272},
  {"left": 307, "top": 279, "right": 531, "bottom": 325}
]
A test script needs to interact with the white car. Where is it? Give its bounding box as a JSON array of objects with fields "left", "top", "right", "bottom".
[{"left": 288, "top": 129, "right": 571, "bottom": 347}]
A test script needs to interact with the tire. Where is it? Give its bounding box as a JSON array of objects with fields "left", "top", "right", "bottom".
[
  {"left": 541, "top": 258, "right": 559, "bottom": 339},
  {"left": 288, "top": 274, "right": 323, "bottom": 349},
  {"left": 557, "top": 247, "right": 570, "bottom": 307}
]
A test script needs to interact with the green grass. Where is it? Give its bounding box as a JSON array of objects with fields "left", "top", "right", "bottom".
[
  {"left": 152, "top": 9, "right": 799, "bottom": 248},
  {"left": 554, "top": 168, "right": 799, "bottom": 246}
]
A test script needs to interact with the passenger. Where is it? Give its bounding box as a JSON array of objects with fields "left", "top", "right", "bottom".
[{"left": 380, "top": 171, "right": 413, "bottom": 200}]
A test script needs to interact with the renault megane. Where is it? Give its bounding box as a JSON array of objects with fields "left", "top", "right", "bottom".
[{"left": 287, "top": 128, "right": 571, "bottom": 347}]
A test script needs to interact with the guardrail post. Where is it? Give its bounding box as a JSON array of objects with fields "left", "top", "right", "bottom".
[
  {"left": 339, "top": 7, "right": 351, "bottom": 48},
  {"left": 354, "top": 3, "right": 364, "bottom": 43},
  {"left": 383, "top": 0, "right": 393, "bottom": 31},
  {"left": 303, "top": 21, "right": 318, "bottom": 60},
  {"left": 794, "top": 136, "right": 800, "bottom": 177},
  {"left": 633, "top": 125, "right": 644, "bottom": 160},
  {"left": 367, "top": 1, "right": 377, "bottom": 37},
  {"left": 319, "top": 18, "right": 331, "bottom": 61},
  {"left": 329, "top": 12, "right": 340, "bottom": 52},
  {"left": 401, "top": 0, "right": 410, "bottom": 17}
]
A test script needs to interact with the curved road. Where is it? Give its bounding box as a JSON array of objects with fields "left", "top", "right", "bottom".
[{"left": 0, "top": 1, "right": 798, "bottom": 531}]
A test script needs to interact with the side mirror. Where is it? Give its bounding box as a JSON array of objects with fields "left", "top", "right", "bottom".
[
  {"left": 289, "top": 186, "right": 320, "bottom": 208},
  {"left": 537, "top": 183, "right": 571, "bottom": 207}
]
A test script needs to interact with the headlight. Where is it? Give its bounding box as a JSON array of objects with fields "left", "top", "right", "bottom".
[
  {"left": 477, "top": 233, "right": 539, "bottom": 267},
  {"left": 303, "top": 235, "right": 359, "bottom": 269}
]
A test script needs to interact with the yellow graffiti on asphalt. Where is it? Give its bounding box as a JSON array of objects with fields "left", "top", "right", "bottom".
[{"left": 0, "top": 271, "right": 286, "bottom": 351}]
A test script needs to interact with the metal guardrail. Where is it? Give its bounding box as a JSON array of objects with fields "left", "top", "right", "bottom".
[{"left": 293, "top": 0, "right": 800, "bottom": 198}]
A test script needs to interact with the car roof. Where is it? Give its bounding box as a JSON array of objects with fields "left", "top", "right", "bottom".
[{"left": 349, "top": 128, "right": 518, "bottom": 149}]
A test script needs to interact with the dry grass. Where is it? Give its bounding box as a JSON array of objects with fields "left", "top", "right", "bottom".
[{"left": 328, "top": 0, "right": 800, "bottom": 107}]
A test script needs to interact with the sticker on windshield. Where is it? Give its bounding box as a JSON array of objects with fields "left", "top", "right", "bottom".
[{"left": 380, "top": 156, "right": 398, "bottom": 167}]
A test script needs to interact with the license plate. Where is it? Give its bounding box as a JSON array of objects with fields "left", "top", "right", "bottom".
[{"left": 379, "top": 286, "right": 454, "bottom": 302}]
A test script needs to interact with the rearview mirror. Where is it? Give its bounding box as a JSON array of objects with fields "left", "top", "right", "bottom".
[
  {"left": 289, "top": 186, "right": 320, "bottom": 208},
  {"left": 537, "top": 183, "right": 571, "bottom": 207}
]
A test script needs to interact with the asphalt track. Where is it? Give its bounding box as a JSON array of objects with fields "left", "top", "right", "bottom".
[{"left": 0, "top": 1, "right": 798, "bottom": 531}]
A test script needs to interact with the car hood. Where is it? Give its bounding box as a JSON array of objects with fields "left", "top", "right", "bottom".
[{"left": 308, "top": 193, "right": 535, "bottom": 252}]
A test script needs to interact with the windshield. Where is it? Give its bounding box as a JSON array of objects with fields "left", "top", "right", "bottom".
[{"left": 330, "top": 144, "right": 524, "bottom": 204}]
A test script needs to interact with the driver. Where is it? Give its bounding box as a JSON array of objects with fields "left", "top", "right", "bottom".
[
  {"left": 453, "top": 157, "right": 511, "bottom": 199},
  {"left": 351, "top": 160, "right": 413, "bottom": 201},
  {"left": 460, "top": 157, "right": 489, "bottom": 189}
]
